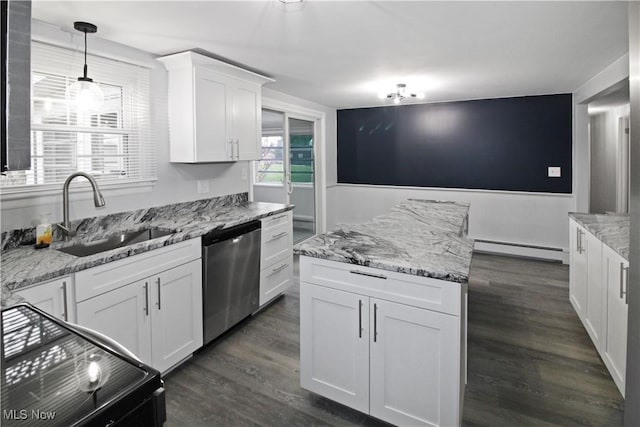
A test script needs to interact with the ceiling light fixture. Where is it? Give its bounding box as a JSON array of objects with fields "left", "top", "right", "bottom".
[
  {"left": 378, "top": 83, "right": 424, "bottom": 104},
  {"left": 67, "top": 21, "right": 104, "bottom": 112},
  {"left": 278, "top": 0, "right": 303, "bottom": 3}
]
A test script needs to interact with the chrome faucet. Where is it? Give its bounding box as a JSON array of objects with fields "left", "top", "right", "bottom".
[{"left": 60, "top": 172, "right": 106, "bottom": 240}]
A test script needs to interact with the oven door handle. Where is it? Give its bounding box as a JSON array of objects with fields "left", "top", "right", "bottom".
[{"left": 64, "top": 321, "right": 141, "bottom": 363}]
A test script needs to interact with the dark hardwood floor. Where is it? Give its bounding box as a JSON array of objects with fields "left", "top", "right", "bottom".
[{"left": 163, "top": 254, "right": 624, "bottom": 426}]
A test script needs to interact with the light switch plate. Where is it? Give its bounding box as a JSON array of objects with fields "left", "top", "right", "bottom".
[
  {"left": 548, "top": 167, "right": 561, "bottom": 178},
  {"left": 197, "top": 179, "right": 210, "bottom": 194}
]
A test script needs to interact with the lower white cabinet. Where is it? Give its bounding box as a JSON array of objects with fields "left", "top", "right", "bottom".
[
  {"left": 259, "top": 211, "right": 294, "bottom": 306},
  {"left": 370, "top": 298, "right": 460, "bottom": 426},
  {"left": 77, "top": 259, "right": 203, "bottom": 374},
  {"left": 602, "top": 244, "right": 629, "bottom": 396},
  {"left": 15, "top": 276, "right": 74, "bottom": 322},
  {"left": 300, "top": 256, "right": 464, "bottom": 427},
  {"left": 569, "top": 217, "right": 628, "bottom": 396}
]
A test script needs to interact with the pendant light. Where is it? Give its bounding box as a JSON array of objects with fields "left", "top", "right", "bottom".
[{"left": 67, "top": 21, "right": 104, "bottom": 112}]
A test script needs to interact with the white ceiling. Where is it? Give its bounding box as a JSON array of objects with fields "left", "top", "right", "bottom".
[{"left": 32, "top": 1, "right": 629, "bottom": 109}]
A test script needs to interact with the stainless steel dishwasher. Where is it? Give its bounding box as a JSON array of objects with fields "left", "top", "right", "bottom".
[{"left": 202, "top": 220, "right": 261, "bottom": 346}]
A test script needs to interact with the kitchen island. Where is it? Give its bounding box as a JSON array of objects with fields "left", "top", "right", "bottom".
[{"left": 295, "top": 199, "right": 473, "bottom": 427}]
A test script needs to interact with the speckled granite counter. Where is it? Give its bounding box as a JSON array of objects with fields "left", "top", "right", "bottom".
[
  {"left": 569, "top": 213, "right": 629, "bottom": 260},
  {"left": 295, "top": 199, "right": 473, "bottom": 283},
  {"left": 1, "top": 193, "right": 293, "bottom": 304}
]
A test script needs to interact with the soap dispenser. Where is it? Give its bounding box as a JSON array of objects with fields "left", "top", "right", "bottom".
[{"left": 35, "top": 213, "right": 53, "bottom": 248}]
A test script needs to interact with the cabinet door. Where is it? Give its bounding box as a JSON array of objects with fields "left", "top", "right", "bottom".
[
  {"left": 76, "top": 281, "right": 152, "bottom": 366},
  {"left": 194, "top": 68, "right": 232, "bottom": 161},
  {"left": 569, "top": 220, "right": 588, "bottom": 317},
  {"left": 300, "top": 282, "right": 369, "bottom": 413},
  {"left": 15, "top": 276, "right": 73, "bottom": 322},
  {"left": 603, "top": 245, "right": 628, "bottom": 396},
  {"left": 150, "top": 260, "right": 203, "bottom": 373},
  {"left": 584, "top": 231, "right": 604, "bottom": 349},
  {"left": 231, "top": 81, "right": 261, "bottom": 161},
  {"left": 370, "top": 299, "right": 460, "bottom": 427}
]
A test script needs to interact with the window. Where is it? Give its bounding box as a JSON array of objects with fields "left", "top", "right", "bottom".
[
  {"left": 1, "top": 41, "right": 155, "bottom": 189},
  {"left": 256, "top": 135, "right": 284, "bottom": 184}
]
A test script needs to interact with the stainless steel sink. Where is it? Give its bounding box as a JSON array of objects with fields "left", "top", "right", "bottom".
[{"left": 57, "top": 227, "right": 175, "bottom": 257}]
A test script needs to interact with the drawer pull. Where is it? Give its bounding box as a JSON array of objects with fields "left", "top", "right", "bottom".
[
  {"left": 267, "top": 213, "right": 288, "bottom": 223},
  {"left": 622, "top": 264, "right": 629, "bottom": 304},
  {"left": 350, "top": 270, "right": 387, "bottom": 280},
  {"left": 373, "top": 303, "right": 378, "bottom": 342},
  {"left": 269, "top": 263, "right": 289, "bottom": 276},
  {"left": 268, "top": 231, "right": 288, "bottom": 242}
]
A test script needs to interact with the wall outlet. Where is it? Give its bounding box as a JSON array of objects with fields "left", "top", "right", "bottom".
[
  {"left": 197, "top": 179, "right": 210, "bottom": 194},
  {"left": 548, "top": 167, "right": 561, "bottom": 178},
  {"left": 241, "top": 167, "right": 248, "bottom": 180}
]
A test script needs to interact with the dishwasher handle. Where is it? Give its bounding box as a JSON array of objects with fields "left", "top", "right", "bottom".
[{"left": 202, "top": 220, "right": 261, "bottom": 246}]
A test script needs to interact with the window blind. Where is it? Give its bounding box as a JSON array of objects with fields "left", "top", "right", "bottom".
[{"left": 1, "top": 41, "right": 156, "bottom": 189}]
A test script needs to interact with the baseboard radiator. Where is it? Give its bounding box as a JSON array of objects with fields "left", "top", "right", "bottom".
[{"left": 473, "top": 239, "right": 568, "bottom": 263}]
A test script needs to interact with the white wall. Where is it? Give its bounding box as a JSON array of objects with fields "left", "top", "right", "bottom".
[
  {"left": 329, "top": 184, "right": 572, "bottom": 250},
  {"left": 590, "top": 104, "right": 630, "bottom": 213},
  {"left": 0, "top": 20, "right": 249, "bottom": 232}
]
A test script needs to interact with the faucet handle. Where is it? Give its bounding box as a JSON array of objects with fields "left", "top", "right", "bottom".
[{"left": 56, "top": 223, "right": 76, "bottom": 239}]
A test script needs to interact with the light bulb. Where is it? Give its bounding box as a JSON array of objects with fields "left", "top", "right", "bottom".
[
  {"left": 87, "top": 361, "right": 101, "bottom": 383},
  {"left": 393, "top": 97, "right": 401, "bottom": 105},
  {"left": 416, "top": 93, "right": 425, "bottom": 99},
  {"left": 67, "top": 80, "right": 104, "bottom": 112}
]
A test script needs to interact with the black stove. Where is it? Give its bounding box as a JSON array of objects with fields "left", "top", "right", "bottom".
[{"left": 1, "top": 304, "right": 166, "bottom": 426}]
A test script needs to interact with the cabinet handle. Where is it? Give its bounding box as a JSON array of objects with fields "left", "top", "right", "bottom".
[
  {"left": 235, "top": 139, "right": 240, "bottom": 160},
  {"left": 268, "top": 231, "right": 288, "bottom": 242},
  {"left": 61, "top": 281, "right": 68, "bottom": 321},
  {"left": 576, "top": 229, "right": 581, "bottom": 253},
  {"left": 578, "top": 230, "right": 584, "bottom": 254},
  {"left": 622, "top": 265, "right": 629, "bottom": 304},
  {"left": 144, "top": 282, "right": 149, "bottom": 316},
  {"left": 350, "top": 270, "right": 387, "bottom": 280},
  {"left": 620, "top": 263, "right": 625, "bottom": 299},
  {"left": 358, "top": 300, "right": 363, "bottom": 338},
  {"left": 227, "top": 140, "right": 234, "bottom": 160},
  {"left": 157, "top": 278, "right": 162, "bottom": 310},
  {"left": 373, "top": 303, "right": 378, "bottom": 342},
  {"left": 268, "top": 263, "right": 288, "bottom": 277}
]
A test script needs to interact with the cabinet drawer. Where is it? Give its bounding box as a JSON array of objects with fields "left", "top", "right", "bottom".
[
  {"left": 261, "top": 222, "right": 292, "bottom": 267},
  {"left": 261, "top": 211, "right": 292, "bottom": 231},
  {"left": 259, "top": 254, "right": 293, "bottom": 306},
  {"left": 75, "top": 238, "right": 201, "bottom": 302},
  {"left": 300, "top": 256, "right": 462, "bottom": 316}
]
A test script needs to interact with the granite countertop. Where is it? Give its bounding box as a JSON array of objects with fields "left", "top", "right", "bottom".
[
  {"left": 569, "top": 213, "right": 629, "bottom": 260},
  {"left": 294, "top": 199, "right": 474, "bottom": 283},
  {"left": 1, "top": 193, "right": 293, "bottom": 302}
]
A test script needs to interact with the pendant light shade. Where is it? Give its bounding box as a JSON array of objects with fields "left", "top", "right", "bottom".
[{"left": 67, "top": 21, "right": 104, "bottom": 112}]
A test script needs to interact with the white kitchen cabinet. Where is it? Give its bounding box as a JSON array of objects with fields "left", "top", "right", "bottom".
[
  {"left": 76, "top": 277, "right": 153, "bottom": 365},
  {"left": 602, "top": 244, "right": 629, "bottom": 396},
  {"left": 370, "top": 298, "right": 460, "bottom": 427},
  {"left": 15, "top": 276, "right": 74, "bottom": 322},
  {"left": 77, "top": 259, "right": 202, "bottom": 374},
  {"left": 259, "top": 211, "right": 294, "bottom": 306},
  {"left": 569, "top": 219, "right": 588, "bottom": 317},
  {"left": 150, "top": 260, "right": 203, "bottom": 373},
  {"left": 300, "top": 256, "right": 464, "bottom": 427},
  {"left": 300, "top": 283, "right": 369, "bottom": 413},
  {"left": 158, "top": 51, "right": 273, "bottom": 163},
  {"left": 584, "top": 231, "right": 604, "bottom": 349}
]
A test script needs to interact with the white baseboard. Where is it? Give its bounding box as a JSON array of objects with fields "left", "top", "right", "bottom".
[{"left": 474, "top": 240, "right": 569, "bottom": 264}]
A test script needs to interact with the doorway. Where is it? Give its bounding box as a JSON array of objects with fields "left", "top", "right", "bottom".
[{"left": 253, "top": 108, "right": 317, "bottom": 243}]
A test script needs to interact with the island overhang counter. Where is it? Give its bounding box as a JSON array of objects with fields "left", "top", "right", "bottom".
[{"left": 295, "top": 199, "right": 473, "bottom": 427}]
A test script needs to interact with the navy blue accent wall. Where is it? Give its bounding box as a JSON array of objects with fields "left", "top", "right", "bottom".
[{"left": 337, "top": 94, "right": 573, "bottom": 193}]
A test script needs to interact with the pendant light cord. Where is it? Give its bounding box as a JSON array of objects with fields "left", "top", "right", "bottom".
[{"left": 83, "top": 30, "right": 88, "bottom": 79}]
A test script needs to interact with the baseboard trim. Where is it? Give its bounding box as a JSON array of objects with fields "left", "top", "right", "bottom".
[{"left": 473, "top": 240, "right": 569, "bottom": 264}]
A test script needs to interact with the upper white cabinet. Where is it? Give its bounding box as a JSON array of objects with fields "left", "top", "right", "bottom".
[{"left": 158, "top": 51, "right": 274, "bottom": 163}]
